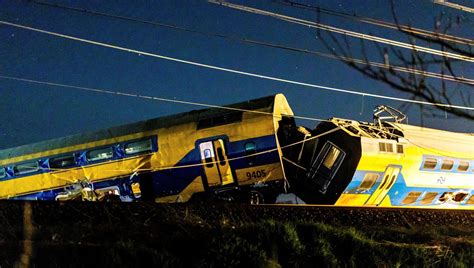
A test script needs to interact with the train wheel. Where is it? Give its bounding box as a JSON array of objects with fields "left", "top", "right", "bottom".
[{"left": 249, "top": 191, "right": 264, "bottom": 205}]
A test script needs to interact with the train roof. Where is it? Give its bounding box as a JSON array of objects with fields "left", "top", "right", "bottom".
[
  {"left": 0, "top": 94, "right": 289, "bottom": 162},
  {"left": 326, "top": 118, "right": 474, "bottom": 159},
  {"left": 393, "top": 123, "right": 474, "bottom": 159}
]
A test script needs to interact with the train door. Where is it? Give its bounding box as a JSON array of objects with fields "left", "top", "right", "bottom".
[
  {"left": 365, "top": 166, "right": 400, "bottom": 206},
  {"left": 198, "top": 139, "right": 234, "bottom": 188}
]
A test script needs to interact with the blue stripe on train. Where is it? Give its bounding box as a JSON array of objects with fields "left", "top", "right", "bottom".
[
  {"left": 12, "top": 134, "right": 280, "bottom": 200},
  {"left": 151, "top": 134, "right": 279, "bottom": 197},
  {"left": 343, "top": 170, "right": 473, "bottom": 206}
]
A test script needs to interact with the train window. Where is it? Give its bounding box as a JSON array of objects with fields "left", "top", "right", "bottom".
[
  {"left": 439, "top": 192, "right": 454, "bottom": 203},
  {"left": 323, "top": 146, "right": 341, "bottom": 169},
  {"left": 422, "top": 158, "right": 437, "bottom": 170},
  {"left": 14, "top": 161, "right": 39, "bottom": 175},
  {"left": 379, "top": 142, "right": 395, "bottom": 153},
  {"left": 204, "top": 149, "right": 214, "bottom": 168},
  {"left": 457, "top": 161, "right": 469, "bottom": 172},
  {"left": 454, "top": 192, "right": 468, "bottom": 202},
  {"left": 125, "top": 139, "right": 152, "bottom": 155},
  {"left": 87, "top": 147, "right": 114, "bottom": 162},
  {"left": 402, "top": 192, "right": 421, "bottom": 205},
  {"left": 50, "top": 155, "right": 75, "bottom": 169},
  {"left": 307, "top": 141, "right": 345, "bottom": 194},
  {"left": 396, "top": 144, "right": 404, "bottom": 154},
  {"left": 420, "top": 192, "right": 438, "bottom": 204},
  {"left": 378, "top": 143, "right": 386, "bottom": 152},
  {"left": 245, "top": 142, "right": 257, "bottom": 166},
  {"left": 245, "top": 142, "right": 256, "bottom": 155},
  {"left": 0, "top": 168, "right": 5, "bottom": 179},
  {"left": 467, "top": 195, "right": 474, "bottom": 205},
  {"left": 358, "top": 173, "right": 379, "bottom": 190},
  {"left": 441, "top": 160, "right": 454, "bottom": 171},
  {"left": 216, "top": 147, "right": 225, "bottom": 166}
]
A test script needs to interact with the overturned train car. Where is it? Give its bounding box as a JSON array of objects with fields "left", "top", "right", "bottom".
[
  {"left": 0, "top": 94, "right": 293, "bottom": 203},
  {"left": 0, "top": 94, "right": 473, "bottom": 208}
]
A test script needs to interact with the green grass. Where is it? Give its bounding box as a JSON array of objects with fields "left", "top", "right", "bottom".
[
  {"left": 0, "top": 204, "right": 472, "bottom": 267},
  {"left": 15, "top": 219, "right": 471, "bottom": 267}
]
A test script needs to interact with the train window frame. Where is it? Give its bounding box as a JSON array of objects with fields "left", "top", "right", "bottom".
[
  {"left": 14, "top": 161, "right": 39, "bottom": 175},
  {"left": 453, "top": 192, "right": 468, "bottom": 202},
  {"left": 357, "top": 173, "right": 379, "bottom": 190},
  {"left": 86, "top": 147, "right": 114, "bottom": 162},
  {"left": 441, "top": 159, "right": 454, "bottom": 171},
  {"left": 204, "top": 149, "right": 214, "bottom": 168},
  {"left": 49, "top": 154, "right": 76, "bottom": 169},
  {"left": 379, "top": 142, "right": 398, "bottom": 153},
  {"left": 438, "top": 192, "right": 454, "bottom": 203},
  {"left": 124, "top": 139, "right": 153, "bottom": 156},
  {"left": 0, "top": 167, "right": 5, "bottom": 179},
  {"left": 420, "top": 192, "right": 438, "bottom": 205},
  {"left": 245, "top": 142, "right": 256, "bottom": 155},
  {"left": 378, "top": 142, "right": 386, "bottom": 152},
  {"left": 307, "top": 141, "right": 346, "bottom": 194},
  {"left": 402, "top": 191, "right": 422, "bottom": 205},
  {"left": 422, "top": 158, "right": 437, "bottom": 170},
  {"left": 457, "top": 161, "right": 469, "bottom": 172},
  {"left": 396, "top": 144, "right": 404, "bottom": 154}
]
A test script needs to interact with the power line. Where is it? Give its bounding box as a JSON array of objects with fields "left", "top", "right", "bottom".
[
  {"left": 209, "top": 0, "right": 474, "bottom": 62},
  {"left": 28, "top": 0, "right": 474, "bottom": 86},
  {"left": 0, "top": 74, "right": 467, "bottom": 159},
  {"left": 433, "top": 0, "right": 474, "bottom": 13},
  {"left": 0, "top": 75, "right": 326, "bottom": 122},
  {"left": 31, "top": 0, "right": 236, "bottom": 41},
  {"left": 0, "top": 20, "right": 472, "bottom": 110},
  {"left": 276, "top": 0, "right": 474, "bottom": 45}
]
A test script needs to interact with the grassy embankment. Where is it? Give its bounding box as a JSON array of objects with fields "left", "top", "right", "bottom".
[{"left": 0, "top": 203, "right": 472, "bottom": 267}]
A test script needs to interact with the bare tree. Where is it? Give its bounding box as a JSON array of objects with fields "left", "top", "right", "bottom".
[{"left": 310, "top": 1, "right": 474, "bottom": 121}]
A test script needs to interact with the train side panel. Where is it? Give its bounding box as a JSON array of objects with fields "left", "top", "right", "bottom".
[
  {"left": 0, "top": 94, "right": 291, "bottom": 203},
  {"left": 335, "top": 125, "right": 474, "bottom": 209}
]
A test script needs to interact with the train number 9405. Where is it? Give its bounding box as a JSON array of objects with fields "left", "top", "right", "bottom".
[{"left": 246, "top": 170, "right": 267, "bottom": 180}]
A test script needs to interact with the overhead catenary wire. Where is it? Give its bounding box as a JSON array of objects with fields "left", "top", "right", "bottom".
[
  {"left": 2, "top": 74, "right": 470, "bottom": 152},
  {"left": 275, "top": 0, "right": 474, "bottom": 45},
  {"left": 0, "top": 20, "right": 472, "bottom": 111},
  {"left": 0, "top": 75, "right": 465, "bottom": 166},
  {"left": 28, "top": 0, "right": 474, "bottom": 86},
  {"left": 433, "top": 0, "right": 474, "bottom": 14},
  {"left": 0, "top": 75, "right": 326, "bottom": 123},
  {"left": 209, "top": 0, "right": 474, "bottom": 62}
]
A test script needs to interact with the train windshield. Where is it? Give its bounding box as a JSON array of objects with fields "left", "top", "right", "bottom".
[{"left": 307, "top": 141, "right": 345, "bottom": 194}]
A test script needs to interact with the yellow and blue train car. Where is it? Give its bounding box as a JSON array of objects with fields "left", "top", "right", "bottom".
[
  {"left": 1, "top": 93, "right": 472, "bottom": 207},
  {"left": 285, "top": 118, "right": 474, "bottom": 209},
  {"left": 0, "top": 94, "right": 294, "bottom": 203}
]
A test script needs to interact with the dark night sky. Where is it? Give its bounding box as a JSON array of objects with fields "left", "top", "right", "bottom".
[{"left": 0, "top": 0, "right": 473, "bottom": 149}]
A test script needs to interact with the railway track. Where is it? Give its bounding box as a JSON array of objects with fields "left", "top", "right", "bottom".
[{"left": 0, "top": 201, "right": 472, "bottom": 228}]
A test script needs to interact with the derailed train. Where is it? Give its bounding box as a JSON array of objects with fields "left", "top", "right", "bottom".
[{"left": 0, "top": 94, "right": 473, "bottom": 208}]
